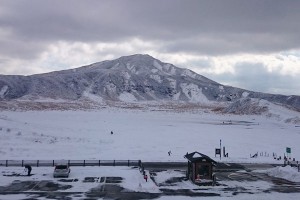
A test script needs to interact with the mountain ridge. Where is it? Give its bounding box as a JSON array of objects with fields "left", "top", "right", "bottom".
[{"left": 0, "top": 54, "right": 299, "bottom": 112}]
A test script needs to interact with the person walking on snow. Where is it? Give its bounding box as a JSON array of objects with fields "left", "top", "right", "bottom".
[{"left": 144, "top": 174, "right": 148, "bottom": 182}]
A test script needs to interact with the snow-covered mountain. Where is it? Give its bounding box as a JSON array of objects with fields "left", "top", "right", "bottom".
[{"left": 0, "top": 54, "right": 299, "bottom": 112}]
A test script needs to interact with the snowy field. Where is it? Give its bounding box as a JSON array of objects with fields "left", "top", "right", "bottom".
[
  {"left": 0, "top": 108, "right": 300, "bottom": 162},
  {"left": 1, "top": 108, "right": 300, "bottom": 199}
]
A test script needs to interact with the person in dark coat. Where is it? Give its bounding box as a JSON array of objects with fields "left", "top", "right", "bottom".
[{"left": 24, "top": 165, "right": 32, "bottom": 176}]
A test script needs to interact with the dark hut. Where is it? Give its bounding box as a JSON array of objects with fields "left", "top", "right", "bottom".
[{"left": 184, "top": 151, "right": 217, "bottom": 185}]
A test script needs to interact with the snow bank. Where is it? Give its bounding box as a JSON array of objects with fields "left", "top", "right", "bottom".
[{"left": 264, "top": 166, "right": 300, "bottom": 182}]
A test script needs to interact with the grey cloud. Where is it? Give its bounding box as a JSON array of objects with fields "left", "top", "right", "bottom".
[
  {"left": 1, "top": 0, "right": 300, "bottom": 60},
  {"left": 203, "top": 62, "right": 299, "bottom": 95}
]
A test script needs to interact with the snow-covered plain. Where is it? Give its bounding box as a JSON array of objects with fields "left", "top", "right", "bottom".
[
  {"left": 0, "top": 108, "right": 300, "bottom": 162},
  {"left": 1, "top": 108, "right": 300, "bottom": 199}
]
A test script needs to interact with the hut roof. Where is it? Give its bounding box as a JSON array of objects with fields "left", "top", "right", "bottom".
[{"left": 184, "top": 151, "right": 217, "bottom": 164}]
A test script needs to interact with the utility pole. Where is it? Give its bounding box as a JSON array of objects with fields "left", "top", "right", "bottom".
[{"left": 220, "top": 139, "right": 222, "bottom": 160}]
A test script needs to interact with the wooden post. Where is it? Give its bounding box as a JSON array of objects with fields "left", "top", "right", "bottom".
[
  {"left": 37, "top": 160, "right": 39, "bottom": 167},
  {"left": 128, "top": 160, "right": 130, "bottom": 167},
  {"left": 22, "top": 160, "right": 24, "bottom": 167},
  {"left": 6, "top": 160, "right": 8, "bottom": 167},
  {"left": 113, "top": 160, "right": 115, "bottom": 166},
  {"left": 53, "top": 160, "right": 55, "bottom": 167},
  {"left": 99, "top": 160, "right": 101, "bottom": 167},
  {"left": 83, "top": 160, "right": 85, "bottom": 167}
]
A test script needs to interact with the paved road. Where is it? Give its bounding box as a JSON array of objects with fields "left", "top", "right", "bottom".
[{"left": 142, "top": 161, "right": 282, "bottom": 171}]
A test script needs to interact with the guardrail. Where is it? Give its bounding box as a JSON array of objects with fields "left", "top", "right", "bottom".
[
  {"left": 284, "top": 160, "right": 299, "bottom": 167},
  {"left": 0, "top": 160, "right": 142, "bottom": 167}
]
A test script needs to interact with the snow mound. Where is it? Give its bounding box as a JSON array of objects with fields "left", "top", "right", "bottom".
[
  {"left": 285, "top": 117, "right": 300, "bottom": 125},
  {"left": 223, "top": 98, "right": 268, "bottom": 115},
  {"left": 265, "top": 166, "right": 300, "bottom": 182}
]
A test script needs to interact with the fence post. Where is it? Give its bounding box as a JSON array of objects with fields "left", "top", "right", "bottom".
[
  {"left": 68, "top": 160, "right": 70, "bottom": 166},
  {"left": 128, "top": 160, "right": 130, "bottom": 167},
  {"left": 84, "top": 160, "right": 85, "bottom": 167},
  {"left": 99, "top": 160, "right": 101, "bottom": 167},
  {"left": 53, "top": 160, "right": 55, "bottom": 167},
  {"left": 113, "top": 160, "right": 115, "bottom": 166},
  {"left": 22, "top": 160, "right": 24, "bottom": 167},
  {"left": 37, "top": 160, "right": 39, "bottom": 167},
  {"left": 6, "top": 160, "right": 8, "bottom": 167}
]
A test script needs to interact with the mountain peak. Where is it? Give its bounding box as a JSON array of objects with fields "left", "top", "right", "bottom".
[{"left": 118, "top": 54, "right": 156, "bottom": 61}]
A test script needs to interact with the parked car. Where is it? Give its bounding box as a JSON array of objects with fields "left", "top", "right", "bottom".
[{"left": 53, "top": 164, "right": 70, "bottom": 178}]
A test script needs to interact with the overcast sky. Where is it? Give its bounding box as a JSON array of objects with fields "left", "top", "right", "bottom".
[{"left": 0, "top": 0, "right": 299, "bottom": 95}]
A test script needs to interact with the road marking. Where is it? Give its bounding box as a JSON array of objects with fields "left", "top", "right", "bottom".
[
  {"left": 30, "top": 181, "right": 41, "bottom": 191},
  {"left": 228, "top": 173, "right": 237, "bottom": 180}
]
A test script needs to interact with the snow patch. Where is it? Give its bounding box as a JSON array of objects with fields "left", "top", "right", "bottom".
[
  {"left": 113, "top": 62, "right": 120, "bottom": 68},
  {"left": 167, "top": 78, "right": 176, "bottom": 88},
  {"left": 150, "top": 74, "right": 162, "bottom": 83},
  {"left": 119, "top": 92, "right": 137, "bottom": 102},
  {"left": 121, "top": 71, "right": 131, "bottom": 80},
  {"left": 0, "top": 85, "right": 8, "bottom": 98},
  {"left": 169, "top": 67, "right": 176, "bottom": 75},
  {"left": 82, "top": 91, "right": 103, "bottom": 103},
  {"left": 126, "top": 63, "right": 136, "bottom": 73},
  {"left": 151, "top": 69, "right": 159, "bottom": 73},
  {"left": 180, "top": 83, "right": 209, "bottom": 103},
  {"left": 285, "top": 117, "right": 300, "bottom": 125},
  {"left": 104, "top": 83, "right": 117, "bottom": 93},
  {"left": 172, "top": 92, "right": 181, "bottom": 101},
  {"left": 219, "top": 85, "right": 224, "bottom": 90},
  {"left": 242, "top": 91, "right": 249, "bottom": 98},
  {"left": 182, "top": 69, "right": 197, "bottom": 78},
  {"left": 163, "top": 64, "right": 171, "bottom": 71},
  {"left": 153, "top": 60, "right": 162, "bottom": 71}
]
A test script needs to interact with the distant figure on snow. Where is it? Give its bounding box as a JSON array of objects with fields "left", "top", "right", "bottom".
[
  {"left": 24, "top": 164, "right": 32, "bottom": 176},
  {"left": 111, "top": 131, "right": 113, "bottom": 135},
  {"left": 168, "top": 150, "right": 172, "bottom": 156}
]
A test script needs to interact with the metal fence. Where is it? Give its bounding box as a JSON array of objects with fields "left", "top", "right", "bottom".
[{"left": 0, "top": 160, "right": 141, "bottom": 167}]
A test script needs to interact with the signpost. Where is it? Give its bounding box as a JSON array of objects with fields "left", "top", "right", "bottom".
[
  {"left": 286, "top": 147, "right": 291, "bottom": 159},
  {"left": 215, "top": 140, "right": 222, "bottom": 160}
]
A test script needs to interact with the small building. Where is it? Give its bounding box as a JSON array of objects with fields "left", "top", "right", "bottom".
[{"left": 184, "top": 151, "right": 217, "bottom": 185}]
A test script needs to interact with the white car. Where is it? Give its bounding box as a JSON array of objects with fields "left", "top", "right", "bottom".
[{"left": 53, "top": 164, "right": 70, "bottom": 178}]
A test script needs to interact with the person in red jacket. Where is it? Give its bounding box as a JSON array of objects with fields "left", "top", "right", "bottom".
[{"left": 144, "top": 174, "right": 148, "bottom": 182}]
